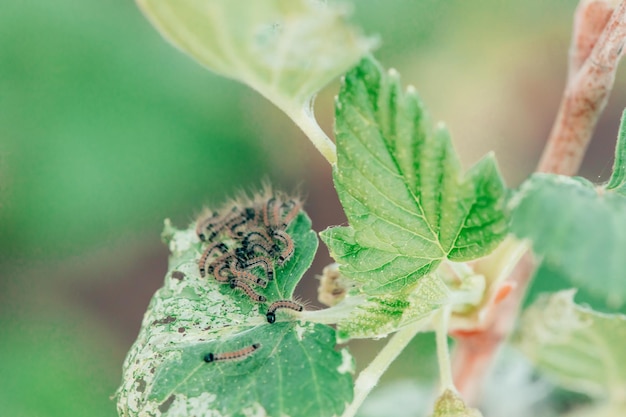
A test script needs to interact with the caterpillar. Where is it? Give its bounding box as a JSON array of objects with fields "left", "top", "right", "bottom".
[
  {"left": 195, "top": 210, "right": 219, "bottom": 242},
  {"left": 230, "top": 279, "right": 267, "bottom": 302},
  {"left": 212, "top": 257, "right": 235, "bottom": 283},
  {"left": 203, "top": 343, "right": 261, "bottom": 363},
  {"left": 263, "top": 197, "right": 301, "bottom": 230},
  {"left": 231, "top": 258, "right": 268, "bottom": 287},
  {"left": 231, "top": 267, "right": 268, "bottom": 288},
  {"left": 276, "top": 199, "right": 301, "bottom": 229},
  {"left": 271, "top": 230, "right": 295, "bottom": 265},
  {"left": 241, "top": 228, "right": 279, "bottom": 257},
  {"left": 198, "top": 242, "right": 229, "bottom": 277},
  {"left": 197, "top": 206, "right": 245, "bottom": 242},
  {"left": 226, "top": 207, "right": 258, "bottom": 238},
  {"left": 266, "top": 300, "right": 303, "bottom": 323},
  {"left": 242, "top": 255, "right": 274, "bottom": 281}
]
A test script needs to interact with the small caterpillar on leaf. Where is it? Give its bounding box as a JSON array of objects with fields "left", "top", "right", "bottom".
[
  {"left": 266, "top": 300, "right": 304, "bottom": 323},
  {"left": 203, "top": 343, "right": 261, "bottom": 363}
]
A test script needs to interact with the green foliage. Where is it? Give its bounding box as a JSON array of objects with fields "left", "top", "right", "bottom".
[
  {"left": 117, "top": 212, "right": 354, "bottom": 417},
  {"left": 510, "top": 173, "right": 626, "bottom": 306},
  {"left": 321, "top": 57, "right": 509, "bottom": 295},
  {"left": 136, "top": 0, "right": 375, "bottom": 113},
  {"left": 516, "top": 290, "right": 626, "bottom": 404}
]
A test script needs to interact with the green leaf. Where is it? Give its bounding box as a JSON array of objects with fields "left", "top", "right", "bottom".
[
  {"left": 606, "top": 109, "right": 626, "bottom": 196},
  {"left": 334, "top": 273, "right": 451, "bottom": 340},
  {"left": 117, "top": 212, "right": 355, "bottom": 417},
  {"left": 515, "top": 290, "right": 626, "bottom": 402},
  {"left": 509, "top": 173, "right": 626, "bottom": 306},
  {"left": 136, "top": 0, "right": 375, "bottom": 112},
  {"left": 430, "top": 389, "right": 483, "bottom": 417},
  {"left": 321, "top": 57, "right": 509, "bottom": 295}
]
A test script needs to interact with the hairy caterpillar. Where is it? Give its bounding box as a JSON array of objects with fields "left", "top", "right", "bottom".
[
  {"left": 199, "top": 242, "right": 229, "bottom": 277},
  {"left": 266, "top": 300, "right": 304, "bottom": 323},
  {"left": 230, "top": 279, "right": 267, "bottom": 302},
  {"left": 203, "top": 343, "right": 261, "bottom": 363}
]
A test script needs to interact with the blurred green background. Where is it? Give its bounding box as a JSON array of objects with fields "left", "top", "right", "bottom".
[{"left": 2, "top": 1, "right": 625, "bottom": 416}]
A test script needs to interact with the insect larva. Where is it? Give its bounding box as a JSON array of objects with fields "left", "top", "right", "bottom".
[
  {"left": 199, "top": 242, "right": 229, "bottom": 277},
  {"left": 230, "top": 279, "right": 267, "bottom": 302},
  {"left": 203, "top": 343, "right": 261, "bottom": 363},
  {"left": 272, "top": 230, "right": 295, "bottom": 265},
  {"left": 232, "top": 268, "right": 268, "bottom": 288},
  {"left": 203, "top": 206, "right": 242, "bottom": 241},
  {"left": 266, "top": 300, "right": 304, "bottom": 323},
  {"left": 263, "top": 197, "right": 300, "bottom": 230},
  {"left": 243, "top": 256, "right": 274, "bottom": 281},
  {"left": 206, "top": 252, "right": 233, "bottom": 275},
  {"left": 278, "top": 199, "right": 300, "bottom": 229},
  {"left": 262, "top": 197, "right": 279, "bottom": 230},
  {"left": 242, "top": 229, "right": 278, "bottom": 257},
  {"left": 224, "top": 207, "right": 257, "bottom": 237},
  {"left": 196, "top": 211, "right": 219, "bottom": 241},
  {"left": 213, "top": 258, "right": 235, "bottom": 283}
]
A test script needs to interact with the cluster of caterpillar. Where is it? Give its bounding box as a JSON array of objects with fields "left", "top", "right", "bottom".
[{"left": 196, "top": 191, "right": 299, "bottom": 303}]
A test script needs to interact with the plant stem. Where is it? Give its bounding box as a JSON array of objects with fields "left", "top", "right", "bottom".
[
  {"left": 435, "top": 306, "right": 454, "bottom": 392},
  {"left": 341, "top": 320, "right": 425, "bottom": 417},
  {"left": 286, "top": 103, "right": 337, "bottom": 165},
  {"left": 452, "top": 252, "right": 535, "bottom": 405},
  {"left": 538, "top": 0, "right": 626, "bottom": 175}
]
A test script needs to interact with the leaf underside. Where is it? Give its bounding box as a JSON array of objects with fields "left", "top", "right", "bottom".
[
  {"left": 321, "top": 57, "right": 509, "bottom": 295},
  {"left": 136, "top": 0, "right": 375, "bottom": 107},
  {"left": 516, "top": 290, "right": 626, "bottom": 402}
]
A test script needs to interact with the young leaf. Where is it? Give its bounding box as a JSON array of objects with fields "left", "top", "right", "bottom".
[
  {"left": 321, "top": 57, "right": 509, "bottom": 295},
  {"left": 509, "top": 173, "right": 626, "bottom": 306},
  {"left": 515, "top": 290, "right": 626, "bottom": 402},
  {"left": 117, "top": 212, "right": 354, "bottom": 417}
]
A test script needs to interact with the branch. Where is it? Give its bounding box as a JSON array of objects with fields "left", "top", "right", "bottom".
[{"left": 538, "top": 0, "right": 626, "bottom": 175}]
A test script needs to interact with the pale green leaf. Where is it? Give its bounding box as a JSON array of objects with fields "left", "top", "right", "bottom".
[
  {"left": 516, "top": 290, "right": 626, "bottom": 402},
  {"left": 509, "top": 173, "right": 626, "bottom": 306},
  {"left": 136, "top": 0, "right": 375, "bottom": 111},
  {"left": 321, "top": 57, "right": 508, "bottom": 295},
  {"left": 430, "top": 389, "right": 483, "bottom": 417},
  {"left": 117, "top": 212, "right": 354, "bottom": 417}
]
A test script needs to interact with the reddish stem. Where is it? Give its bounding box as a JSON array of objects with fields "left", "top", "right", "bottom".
[
  {"left": 452, "top": 0, "right": 626, "bottom": 406},
  {"left": 538, "top": 0, "right": 626, "bottom": 175}
]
